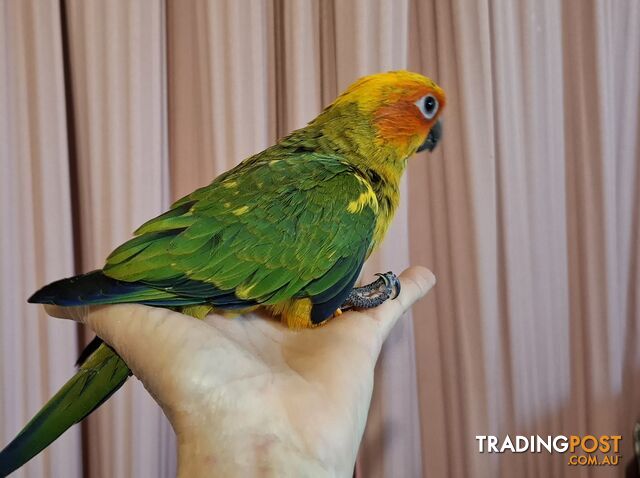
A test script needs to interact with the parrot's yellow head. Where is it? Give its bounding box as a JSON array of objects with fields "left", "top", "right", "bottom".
[{"left": 318, "top": 71, "right": 446, "bottom": 164}]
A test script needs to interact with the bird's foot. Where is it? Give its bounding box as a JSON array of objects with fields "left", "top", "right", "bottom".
[{"left": 340, "top": 271, "right": 401, "bottom": 311}]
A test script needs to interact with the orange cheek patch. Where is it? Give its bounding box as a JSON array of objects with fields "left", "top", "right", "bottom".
[{"left": 374, "top": 102, "right": 429, "bottom": 148}]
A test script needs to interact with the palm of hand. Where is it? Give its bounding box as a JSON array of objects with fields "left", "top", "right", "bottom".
[
  {"left": 170, "top": 312, "right": 381, "bottom": 474},
  {"left": 48, "top": 267, "right": 433, "bottom": 477}
]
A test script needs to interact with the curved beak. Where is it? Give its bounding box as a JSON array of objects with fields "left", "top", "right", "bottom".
[{"left": 417, "top": 119, "right": 442, "bottom": 153}]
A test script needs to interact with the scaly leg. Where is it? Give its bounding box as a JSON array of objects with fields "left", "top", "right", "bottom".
[{"left": 340, "top": 271, "right": 401, "bottom": 311}]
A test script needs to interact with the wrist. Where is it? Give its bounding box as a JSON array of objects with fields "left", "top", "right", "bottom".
[{"left": 175, "top": 429, "right": 336, "bottom": 477}]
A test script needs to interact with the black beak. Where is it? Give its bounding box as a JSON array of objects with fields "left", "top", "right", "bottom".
[{"left": 417, "top": 119, "right": 442, "bottom": 153}]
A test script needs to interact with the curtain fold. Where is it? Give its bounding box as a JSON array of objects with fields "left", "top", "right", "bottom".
[
  {"left": 167, "top": 0, "right": 278, "bottom": 199},
  {"left": 1, "top": 1, "right": 639, "bottom": 477},
  {"left": 408, "top": 0, "right": 499, "bottom": 473},
  {"left": 0, "top": 1, "right": 82, "bottom": 477}
]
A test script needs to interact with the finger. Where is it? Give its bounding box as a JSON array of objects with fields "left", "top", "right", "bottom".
[
  {"left": 44, "top": 304, "right": 92, "bottom": 322},
  {"left": 367, "top": 266, "right": 436, "bottom": 340}
]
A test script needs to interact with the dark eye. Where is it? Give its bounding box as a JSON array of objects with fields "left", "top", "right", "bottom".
[{"left": 416, "top": 94, "right": 439, "bottom": 120}]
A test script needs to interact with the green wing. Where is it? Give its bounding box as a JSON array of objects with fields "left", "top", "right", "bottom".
[
  {"left": 103, "top": 154, "right": 377, "bottom": 322},
  {"left": 2, "top": 154, "right": 377, "bottom": 475}
]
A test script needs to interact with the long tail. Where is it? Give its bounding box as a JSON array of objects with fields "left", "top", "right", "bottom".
[
  {"left": 0, "top": 344, "right": 130, "bottom": 477},
  {"left": 1, "top": 270, "right": 204, "bottom": 475},
  {"left": 27, "top": 270, "right": 197, "bottom": 307}
]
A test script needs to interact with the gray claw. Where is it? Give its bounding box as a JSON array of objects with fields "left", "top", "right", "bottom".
[
  {"left": 374, "top": 272, "right": 401, "bottom": 300},
  {"left": 341, "top": 271, "right": 401, "bottom": 311}
]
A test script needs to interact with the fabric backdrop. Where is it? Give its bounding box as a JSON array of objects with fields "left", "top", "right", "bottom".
[{"left": 1, "top": 1, "right": 639, "bottom": 477}]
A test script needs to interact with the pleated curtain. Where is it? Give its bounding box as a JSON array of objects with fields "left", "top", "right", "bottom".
[{"left": 1, "top": 1, "right": 639, "bottom": 477}]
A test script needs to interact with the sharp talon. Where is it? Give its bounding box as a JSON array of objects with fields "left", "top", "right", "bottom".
[
  {"left": 333, "top": 308, "right": 343, "bottom": 318},
  {"left": 375, "top": 272, "right": 400, "bottom": 300},
  {"left": 390, "top": 274, "right": 401, "bottom": 299}
]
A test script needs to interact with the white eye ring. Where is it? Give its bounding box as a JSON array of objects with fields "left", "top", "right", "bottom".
[{"left": 415, "top": 94, "right": 439, "bottom": 120}]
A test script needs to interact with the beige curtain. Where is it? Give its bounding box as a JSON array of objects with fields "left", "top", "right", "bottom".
[
  {"left": 0, "top": 2, "right": 81, "bottom": 477},
  {"left": 1, "top": 1, "right": 639, "bottom": 477}
]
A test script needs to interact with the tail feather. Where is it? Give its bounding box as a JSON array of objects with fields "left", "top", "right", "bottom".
[
  {"left": 4, "top": 271, "right": 209, "bottom": 474},
  {"left": 28, "top": 270, "right": 201, "bottom": 307},
  {"left": 0, "top": 344, "right": 131, "bottom": 476},
  {"left": 75, "top": 335, "right": 104, "bottom": 367}
]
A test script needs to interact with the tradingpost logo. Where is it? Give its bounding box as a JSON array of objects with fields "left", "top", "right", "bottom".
[{"left": 476, "top": 435, "right": 622, "bottom": 466}]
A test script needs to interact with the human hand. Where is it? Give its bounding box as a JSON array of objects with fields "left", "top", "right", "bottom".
[{"left": 46, "top": 266, "right": 435, "bottom": 477}]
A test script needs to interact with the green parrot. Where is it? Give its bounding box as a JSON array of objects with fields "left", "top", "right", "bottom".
[{"left": 0, "top": 70, "right": 445, "bottom": 475}]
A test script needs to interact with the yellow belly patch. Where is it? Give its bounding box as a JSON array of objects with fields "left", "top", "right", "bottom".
[
  {"left": 266, "top": 298, "right": 317, "bottom": 329},
  {"left": 203, "top": 300, "right": 333, "bottom": 329}
]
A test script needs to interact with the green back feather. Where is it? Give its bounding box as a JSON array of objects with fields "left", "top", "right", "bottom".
[{"left": 104, "top": 153, "right": 377, "bottom": 309}]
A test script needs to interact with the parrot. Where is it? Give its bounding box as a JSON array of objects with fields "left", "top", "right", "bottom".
[{"left": 0, "top": 70, "right": 445, "bottom": 476}]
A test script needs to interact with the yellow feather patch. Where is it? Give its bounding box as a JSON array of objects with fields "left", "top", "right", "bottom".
[
  {"left": 235, "top": 282, "right": 257, "bottom": 299},
  {"left": 181, "top": 305, "right": 213, "bottom": 320},
  {"left": 233, "top": 206, "right": 249, "bottom": 216},
  {"left": 266, "top": 299, "right": 315, "bottom": 329},
  {"left": 347, "top": 176, "right": 378, "bottom": 214}
]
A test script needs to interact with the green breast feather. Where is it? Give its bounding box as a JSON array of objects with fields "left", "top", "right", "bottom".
[{"left": 103, "top": 154, "right": 377, "bottom": 322}]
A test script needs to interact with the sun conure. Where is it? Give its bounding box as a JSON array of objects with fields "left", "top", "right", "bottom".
[{"left": 0, "top": 70, "right": 445, "bottom": 476}]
